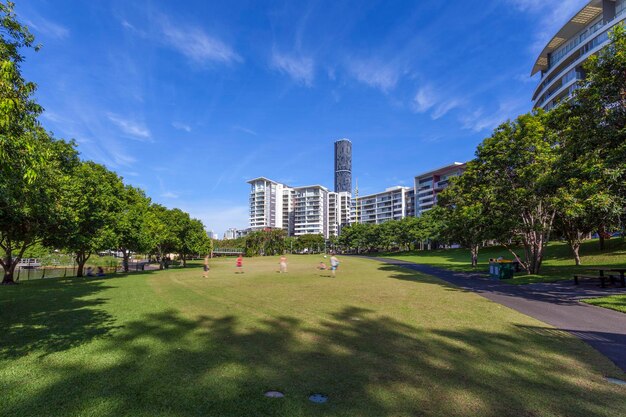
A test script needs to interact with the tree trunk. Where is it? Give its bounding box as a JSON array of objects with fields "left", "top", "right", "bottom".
[
  {"left": 571, "top": 243, "right": 581, "bottom": 266},
  {"left": 76, "top": 251, "right": 92, "bottom": 277},
  {"left": 598, "top": 224, "right": 607, "bottom": 250},
  {"left": 122, "top": 249, "right": 130, "bottom": 273},
  {"left": 1, "top": 258, "right": 17, "bottom": 284},
  {"left": 599, "top": 235, "right": 605, "bottom": 251},
  {"left": 470, "top": 245, "right": 479, "bottom": 267},
  {"left": 1, "top": 241, "right": 29, "bottom": 284}
]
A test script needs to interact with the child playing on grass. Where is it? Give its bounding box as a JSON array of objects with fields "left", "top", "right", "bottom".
[
  {"left": 279, "top": 255, "right": 288, "bottom": 273},
  {"left": 330, "top": 254, "right": 339, "bottom": 277},
  {"left": 236, "top": 254, "right": 244, "bottom": 273},
  {"left": 203, "top": 255, "right": 210, "bottom": 278}
]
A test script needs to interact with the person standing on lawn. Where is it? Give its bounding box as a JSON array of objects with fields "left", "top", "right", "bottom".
[
  {"left": 236, "top": 254, "right": 244, "bottom": 274},
  {"left": 203, "top": 255, "right": 210, "bottom": 278},
  {"left": 330, "top": 253, "right": 339, "bottom": 277},
  {"left": 279, "top": 255, "right": 288, "bottom": 273}
]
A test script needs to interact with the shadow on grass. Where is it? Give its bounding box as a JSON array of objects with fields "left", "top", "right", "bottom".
[
  {"left": 3, "top": 303, "right": 626, "bottom": 416},
  {"left": 0, "top": 271, "right": 159, "bottom": 359}
]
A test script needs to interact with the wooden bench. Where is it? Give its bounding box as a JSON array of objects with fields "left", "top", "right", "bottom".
[{"left": 573, "top": 274, "right": 610, "bottom": 288}]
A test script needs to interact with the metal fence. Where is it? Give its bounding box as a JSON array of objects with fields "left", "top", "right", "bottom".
[{"left": 14, "top": 261, "right": 151, "bottom": 282}]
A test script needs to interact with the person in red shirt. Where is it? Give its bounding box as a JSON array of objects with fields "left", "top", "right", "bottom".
[{"left": 236, "top": 254, "right": 244, "bottom": 273}]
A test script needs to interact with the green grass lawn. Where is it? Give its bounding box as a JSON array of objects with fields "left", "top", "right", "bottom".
[
  {"left": 582, "top": 295, "right": 626, "bottom": 314},
  {"left": 384, "top": 238, "right": 626, "bottom": 284},
  {"left": 1, "top": 255, "right": 625, "bottom": 417}
]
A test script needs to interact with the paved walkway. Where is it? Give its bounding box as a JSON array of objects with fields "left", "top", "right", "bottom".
[{"left": 369, "top": 257, "right": 626, "bottom": 372}]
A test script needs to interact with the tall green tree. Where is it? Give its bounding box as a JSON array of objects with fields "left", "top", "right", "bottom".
[
  {"left": 473, "top": 112, "right": 557, "bottom": 274},
  {"left": 115, "top": 185, "right": 151, "bottom": 272},
  {"left": 0, "top": 2, "right": 80, "bottom": 283},
  {"left": 54, "top": 161, "right": 124, "bottom": 277},
  {"left": 436, "top": 170, "right": 492, "bottom": 267},
  {"left": 0, "top": 1, "right": 44, "bottom": 184},
  {"left": 1, "top": 131, "right": 77, "bottom": 283},
  {"left": 549, "top": 26, "right": 626, "bottom": 252},
  {"left": 145, "top": 204, "right": 178, "bottom": 270}
]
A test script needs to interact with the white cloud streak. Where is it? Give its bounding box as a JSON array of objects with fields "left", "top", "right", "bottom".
[
  {"left": 160, "top": 20, "right": 241, "bottom": 64},
  {"left": 413, "top": 85, "right": 463, "bottom": 119},
  {"left": 347, "top": 60, "right": 400, "bottom": 92},
  {"left": 24, "top": 16, "right": 69, "bottom": 40},
  {"left": 107, "top": 113, "right": 151, "bottom": 141},
  {"left": 172, "top": 122, "right": 192, "bottom": 132},
  {"left": 460, "top": 98, "right": 527, "bottom": 132},
  {"left": 271, "top": 51, "right": 315, "bottom": 86}
]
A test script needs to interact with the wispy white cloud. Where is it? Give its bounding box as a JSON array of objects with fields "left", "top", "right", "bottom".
[
  {"left": 412, "top": 85, "right": 463, "bottom": 119},
  {"left": 460, "top": 98, "right": 527, "bottom": 132},
  {"left": 347, "top": 59, "right": 400, "bottom": 92},
  {"left": 24, "top": 16, "right": 69, "bottom": 40},
  {"left": 160, "top": 19, "right": 241, "bottom": 65},
  {"left": 271, "top": 51, "right": 315, "bottom": 86},
  {"left": 172, "top": 122, "right": 192, "bottom": 132},
  {"left": 413, "top": 85, "right": 436, "bottom": 113},
  {"left": 233, "top": 126, "right": 258, "bottom": 136},
  {"left": 161, "top": 191, "right": 179, "bottom": 199},
  {"left": 107, "top": 113, "right": 151, "bottom": 141}
]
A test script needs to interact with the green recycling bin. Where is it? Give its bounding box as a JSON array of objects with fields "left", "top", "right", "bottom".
[{"left": 499, "top": 262, "right": 515, "bottom": 279}]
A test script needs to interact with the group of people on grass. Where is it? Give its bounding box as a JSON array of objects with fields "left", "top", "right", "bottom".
[
  {"left": 202, "top": 253, "right": 341, "bottom": 277},
  {"left": 86, "top": 266, "right": 106, "bottom": 277}
]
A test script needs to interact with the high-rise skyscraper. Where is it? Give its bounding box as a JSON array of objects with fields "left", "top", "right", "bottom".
[{"left": 334, "top": 139, "right": 352, "bottom": 193}]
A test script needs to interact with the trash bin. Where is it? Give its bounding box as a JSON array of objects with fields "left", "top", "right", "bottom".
[
  {"left": 489, "top": 261, "right": 515, "bottom": 280},
  {"left": 499, "top": 262, "right": 515, "bottom": 279},
  {"left": 489, "top": 261, "right": 501, "bottom": 279}
]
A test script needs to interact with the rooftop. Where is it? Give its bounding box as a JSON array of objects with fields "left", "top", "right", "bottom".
[
  {"left": 415, "top": 162, "right": 466, "bottom": 179},
  {"left": 531, "top": 0, "right": 604, "bottom": 76}
]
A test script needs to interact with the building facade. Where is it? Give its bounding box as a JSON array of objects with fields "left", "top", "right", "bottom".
[
  {"left": 247, "top": 177, "right": 285, "bottom": 230},
  {"left": 414, "top": 163, "right": 466, "bottom": 216},
  {"left": 334, "top": 139, "right": 352, "bottom": 193},
  {"left": 293, "top": 185, "right": 329, "bottom": 237},
  {"left": 247, "top": 177, "right": 351, "bottom": 239},
  {"left": 352, "top": 186, "right": 413, "bottom": 224},
  {"left": 532, "top": 0, "right": 626, "bottom": 110}
]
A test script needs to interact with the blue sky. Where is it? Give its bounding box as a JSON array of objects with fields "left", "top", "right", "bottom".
[{"left": 16, "top": 0, "right": 587, "bottom": 235}]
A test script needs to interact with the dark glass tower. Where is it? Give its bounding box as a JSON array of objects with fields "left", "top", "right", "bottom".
[{"left": 334, "top": 139, "right": 352, "bottom": 193}]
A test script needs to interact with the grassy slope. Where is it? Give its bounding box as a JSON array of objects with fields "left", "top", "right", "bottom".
[
  {"left": 1, "top": 255, "right": 625, "bottom": 417},
  {"left": 385, "top": 238, "right": 626, "bottom": 284}
]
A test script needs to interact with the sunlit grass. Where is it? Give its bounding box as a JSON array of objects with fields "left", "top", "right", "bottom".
[
  {"left": 385, "top": 238, "right": 626, "bottom": 284},
  {"left": 1, "top": 255, "right": 625, "bottom": 416},
  {"left": 583, "top": 295, "right": 626, "bottom": 314}
]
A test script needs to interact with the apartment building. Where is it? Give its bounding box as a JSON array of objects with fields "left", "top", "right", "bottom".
[
  {"left": 328, "top": 191, "right": 352, "bottom": 237},
  {"left": 292, "top": 185, "right": 329, "bottom": 237},
  {"left": 532, "top": 0, "right": 626, "bottom": 110},
  {"left": 414, "top": 163, "right": 466, "bottom": 216},
  {"left": 353, "top": 186, "right": 413, "bottom": 224},
  {"left": 247, "top": 177, "right": 286, "bottom": 229},
  {"left": 247, "top": 177, "right": 351, "bottom": 239}
]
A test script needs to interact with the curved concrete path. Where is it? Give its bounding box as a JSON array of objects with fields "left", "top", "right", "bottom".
[{"left": 369, "top": 257, "right": 626, "bottom": 372}]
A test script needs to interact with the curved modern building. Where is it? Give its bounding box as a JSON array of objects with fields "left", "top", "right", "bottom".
[{"left": 532, "top": 0, "right": 626, "bottom": 110}]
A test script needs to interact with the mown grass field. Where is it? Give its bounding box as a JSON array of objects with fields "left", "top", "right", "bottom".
[
  {"left": 1, "top": 255, "right": 625, "bottom": 417},
  {"left": 385, "top": 238, "right": 626, "bottom": 285}
]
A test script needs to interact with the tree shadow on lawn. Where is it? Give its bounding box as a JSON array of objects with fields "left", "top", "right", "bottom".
[
  {"left": 0, "top": 272, "right": 159, "bottom": 359},
  {"left": 4, "top": 305, "right": 626, "bottom": 417}
]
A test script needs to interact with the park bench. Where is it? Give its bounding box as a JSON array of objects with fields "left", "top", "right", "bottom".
[
  {"left": 574, "top": 267, "right": 626, "bottom": 288},
  {"left": 573, "top": 274, "right": 610, "bottom": 288}
]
